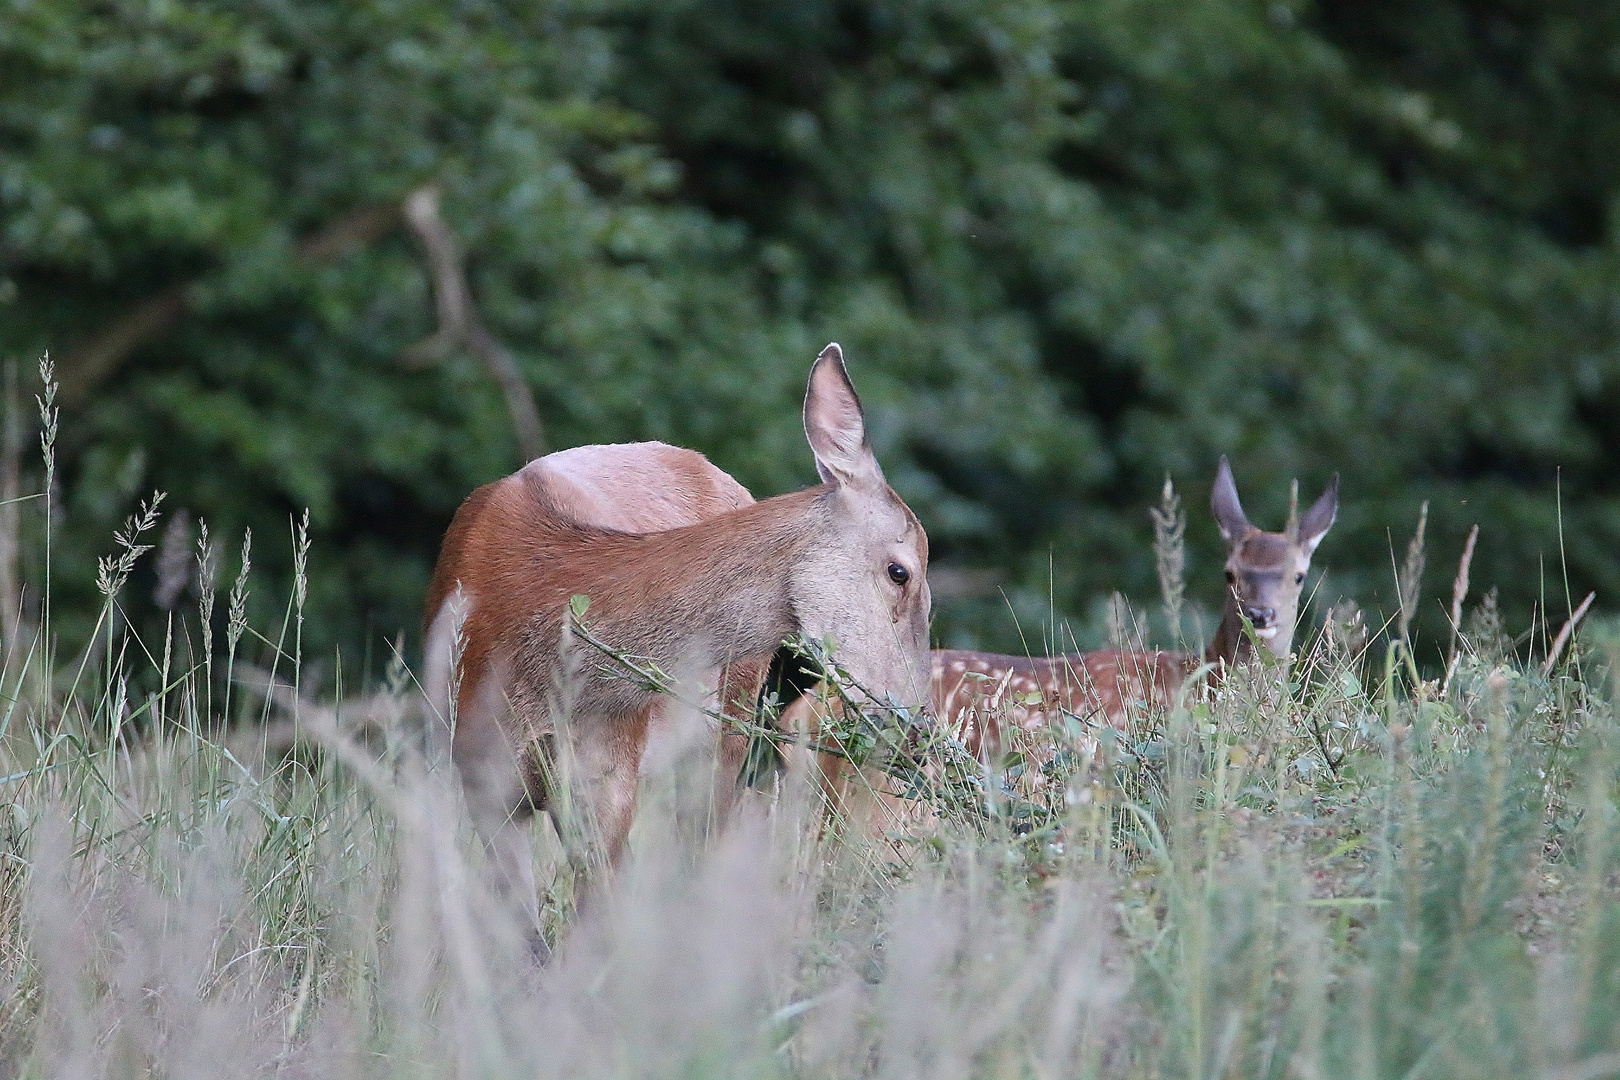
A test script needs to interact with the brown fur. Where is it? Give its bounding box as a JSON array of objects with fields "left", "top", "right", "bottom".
[{"left": 428, "top": 480, "right": 827, "bottom": 825}]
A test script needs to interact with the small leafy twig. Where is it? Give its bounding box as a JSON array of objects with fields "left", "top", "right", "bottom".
[
  {"left": 563, "top": 604, "right": 849, "bottom": 759},
  {"left": 564, "top": 600, "right": 992, "bottom": 826},
  {"left": 1306, "top": 714, "right": 1346, "bottom": 779}
]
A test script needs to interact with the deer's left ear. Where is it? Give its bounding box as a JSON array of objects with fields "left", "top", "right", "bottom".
[
  {"left": 1299, "top": 474, "right": 1339, "bottom": 556},
  {"left": 804, "top": 343, "right": 885, "bottom": 489}
]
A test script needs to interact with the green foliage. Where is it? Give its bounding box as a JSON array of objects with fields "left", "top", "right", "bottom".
[{"left": 3, "top": 0, "right": 1618, "bottom": 669}]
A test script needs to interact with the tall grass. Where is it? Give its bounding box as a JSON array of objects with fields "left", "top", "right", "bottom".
[{"left": 0, "top": 391, "right": 1617, "bottom": 1077}]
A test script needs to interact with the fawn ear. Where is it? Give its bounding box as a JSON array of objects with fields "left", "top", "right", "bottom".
[
  {"left": 1299, "top": 474, "right": 1339, "bottom": 556},
  {"left": 804, "top": 343, "right": 884, "bottom": 489},
  {"left": 1210, "top": 456, "right": 1251, "bottom": 545}
]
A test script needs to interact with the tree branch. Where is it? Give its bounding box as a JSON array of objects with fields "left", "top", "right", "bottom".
[
  {"left": 400, "top": 184, "right": 546, "bottom": 462},
  {"left": 59, "top": 287, "right": 190, "bottom": 406},
  {"left": 55, "top": 186, "right": 546, "bottom": 464}
]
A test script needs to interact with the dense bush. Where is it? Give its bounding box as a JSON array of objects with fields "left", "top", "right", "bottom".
[{"left": 2, "top": 0, "right": 1617, "bottom": 668}]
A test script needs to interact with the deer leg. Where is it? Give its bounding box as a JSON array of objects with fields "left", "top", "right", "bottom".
[
  {"left": 712, "top": 654, "right": 771, "bottom": 826},
  {"left": 457, "top": 734, "right": 545, "bottom": 943},
  {"left": 559, "top": 712, "right": 649, "bottom": 913},
  {"left": 482, "top": 809, "right": 542, "bottom": 941}
]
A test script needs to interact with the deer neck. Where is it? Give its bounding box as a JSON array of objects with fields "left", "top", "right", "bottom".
[
  {"left": 1206, "top": 594, "right": 1253, "bottom": 668},
  {"left": 570, "top": 488, "right": 827, "bottom": 677}
]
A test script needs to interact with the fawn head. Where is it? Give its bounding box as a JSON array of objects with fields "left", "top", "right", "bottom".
[{"left": 1210, "top": 456, "right": 1338, "bottom": 659}]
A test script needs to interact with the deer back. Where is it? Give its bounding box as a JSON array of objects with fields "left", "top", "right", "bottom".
[
  {"left": 531, "top": 441, "right": 754, "bottom": 531},
  {"left": 513, "top": 441, "right": 764, "bottom": 779}
]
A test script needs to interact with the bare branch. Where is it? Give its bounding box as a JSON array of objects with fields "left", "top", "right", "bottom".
[
  {"left": 59, "top": 287, "right": 189, "bottom": 405},
  {"left": 55, "top": 186, "right": 546, "bottom": 464},
  {"left": 400, "top": 184, "right": 546, "bottom": 462}
]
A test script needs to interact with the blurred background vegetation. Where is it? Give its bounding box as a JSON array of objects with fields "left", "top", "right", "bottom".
[{"left": 2, "top": 0, "right": 1617, "bottom": 678}]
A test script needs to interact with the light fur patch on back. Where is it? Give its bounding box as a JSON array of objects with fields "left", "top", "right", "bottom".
[{"left": 527, "top": 442, "right": 753, "bottom": 533}]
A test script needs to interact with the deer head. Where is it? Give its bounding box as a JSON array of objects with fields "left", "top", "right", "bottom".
[
  {"left": 1209, "top": 456, "right": 1338, "bottom": 661},
  {"left": 790, "top": 344, "right": 933, "bottom": 714}
]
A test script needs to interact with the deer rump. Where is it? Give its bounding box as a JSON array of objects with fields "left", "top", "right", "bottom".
[{"left": 422, "top": 441, "right": 765, "bottom": 811}]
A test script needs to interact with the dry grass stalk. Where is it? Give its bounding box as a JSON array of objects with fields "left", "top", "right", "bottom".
[
  {"left": 1542, "top": 590, "right": 1596, "bottom": 678},
  {"left": 1105, "top": 591, "right": 1131, "bottom": 652},
  {"left": 1444, "top": 524, "right": 1479, "bottom": 690},
  {"left": 35, "top": 353, "right": 55, "bottom": 653},
  {"left": 94, "top": 492, "right": 165, "bottom": 602},
  {"left": 1397, "top": 500, "right": 1428, "bottom": 645},
  {"left": 1150, "top": 475, "right": 1185, "bottom": 645}
]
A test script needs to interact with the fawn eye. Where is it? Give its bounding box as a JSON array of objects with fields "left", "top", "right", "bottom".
[
  {"left": 1295, "top": 572, "right": 1305, "bottom": 585},
  {"left": 887, "top": 562, "right": 910, "bottom": 586},
  {"left": 1224, "top": 570, "right": 1237, "bottom": 585}
]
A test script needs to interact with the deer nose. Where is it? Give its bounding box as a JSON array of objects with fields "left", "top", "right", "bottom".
[{"left": 1243, "top": 605, "right": 1275, "bottom": 628}]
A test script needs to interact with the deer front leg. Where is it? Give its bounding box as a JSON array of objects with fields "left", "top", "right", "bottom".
[
  {"left": 556, "top": 711, "right": 650, "bottom": 912},
  {"left": 457, "top": 741, "right": 545, "bottom": 944},
  {"left": 712, "top": 654, "right": 772, "bottom": 826},
  {"left": 481, "top": 811, "right": 542, "bottom": 941}
]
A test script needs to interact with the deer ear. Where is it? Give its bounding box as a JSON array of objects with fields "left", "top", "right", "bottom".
[
  {"left": 804, "top": 343, "right": 884, "bottom": 488},
  {"left": 1210, "top": 456, "right": 1251, "bottom": 544},
  {"left": 1299, "top": 473, "right": 1339, "bottom": 555}
]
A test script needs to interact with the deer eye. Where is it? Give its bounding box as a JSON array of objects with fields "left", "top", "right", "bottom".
[
  {"left": 887, "top": 562, "right": 910, "bottom": 586},
  {"left": 1295, "top": 572, "right": 1305, "bottom": 585},
  {"left": 1224, "top": 570, "right": 1237, "bottom": 585}
]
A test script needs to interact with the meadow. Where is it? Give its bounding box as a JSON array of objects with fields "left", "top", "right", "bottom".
[{"left": 0, "top": 364, "right": 1616, "bottom": 1080}]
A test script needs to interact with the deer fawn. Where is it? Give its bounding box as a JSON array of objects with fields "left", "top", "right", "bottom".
[
  {"left": 423, "top": 344, "right": 932, "bottom": 929},
  {"left": 933, "top": 456, "right": 1338, "bottom": 760}
]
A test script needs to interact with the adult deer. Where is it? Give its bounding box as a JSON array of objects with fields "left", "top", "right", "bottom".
[
  {"left": 423, "top": 344, "right": 932, "bottom": 928},
  {"left": 930, "top": 456, "right": 1337, "bottom": 760}
]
